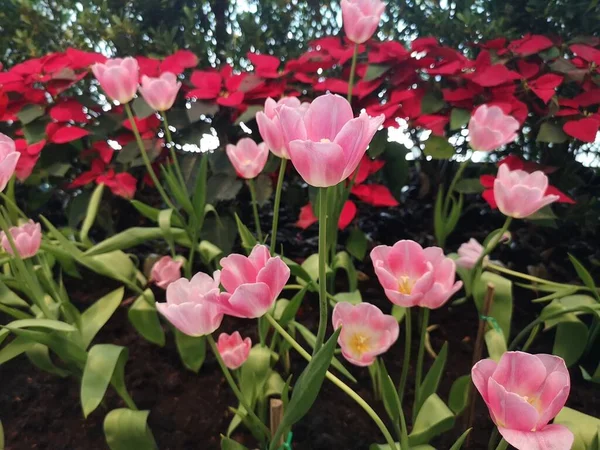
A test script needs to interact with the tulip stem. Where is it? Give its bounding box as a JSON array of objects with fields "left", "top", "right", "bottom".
[
  {"left": 161, "top": 112, "right": 187, "bottom": 195},
  {"left": 470, "top": 217, "right": 512, "bottom": 290},
  {"left": 124, "top": 103, "right": 176, "bottom": 210},
  {"left": 270, "top": 158, "right": 287, "bottom": 253},
  {"left": 494, "top": 438, "right": 509, "bottom": 450},
  {"left": 443, "top": 159, "right": 470, "bottom": 217},
  {"left": 397, "top": 308, "right": 412, "bottom": 403},
  {"left": 247, "top": 178, "right": 263, "bottom": 241},
  {"left": 264, "top": 313, "right": 398, "bottom": 449},
  {"left": 413, "top": 307, "right": 430, "bottom": 421},
  {"left": 314, "top": 187, "right": 329, "bottom": 355},
  {"left": 347, "top": 44, "right": 359, "bottom": 102},
  {"left": 207, "top": 334, "right": 271, "bottom": 439}
]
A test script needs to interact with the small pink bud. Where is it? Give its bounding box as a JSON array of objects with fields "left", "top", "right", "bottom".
[
  {"left": 456, "top": 238, "right": 487, "bottom": 269},
  {"left": 139, "top": 72, "right": 181, "bottom": 111},
  {"left": 341, "top": 0, "right": 385, "bottom": 44},
  {"left": 216, "top": 331, "right": 251, "bottom": 370},
  {"left": 1, "top": 220, "right": 42, "bottom": 259},
  {"left": 151, "top": 256, "right": 183, "bottom": 289},
  {"left": 91, "top": 57, "right": 139, "bottom": 104},
  {"left": 225, "top": 138, "right": 269, "bottom": 179},
  {"left": 468, "top": 105, "right": 519, "bottom": 152}
]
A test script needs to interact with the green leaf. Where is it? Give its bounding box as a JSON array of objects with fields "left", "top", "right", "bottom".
[
  {"left": 85, "top": 227, "right": 187, "bottom": 256},
  {"left": 424, "top": 135, "right": 454, "bottom": 160},
  {"left": 80, "top": 183, "right": 105, "bottom": 245},
  {"left": 448, "top": 374, "right": 470, "bottom": 415},
  {"left": 130, "top": 201, "right": 184, "bottom": 227},
  {"left": 175, "top": 330, "right": 206, "bottom": 373},
  {"left": 392, "top": 305, "right": 406, "bottom": 323},
  {"left": 279, "top": 285, "right": 308, "bottom": 327},
  {"left": 421, "top": 91, "right": 445, "bottom": 115},
  {"left": 221, "top": 436, "right": 249, "bottom": 450},
  {"left": 80, "top": 288, "right": 124, "bottom": 349},
  {"left": 0, "top": 336, "right": 35, "bottom": 364},
  {"left": 0, "top": 420, "right": 4, "bottom": 450},
  {"left": 103, "top": 409, "right": 157, "bottom": 450},
  {"left": 553, "top": 317, "right": 588, "bottom": 367},
  {"left": 568, "top": 254, "right": 600, "bottom": 302},
  {"left": 0, "top": 279, "right": 29, "bottom": 308},
  {"left": 235, "top": 105, "right": 263, "bottom": 125},
  {"left": 484, "top": 328, "right": 507, "bottom": 361},
  {"left": 17, "top": 104, "right": 45, "bottom": 125},
  {"left": 193, "top": 154, "right": 209, "bottom": 224},
  {"left": 415, "top": 342, "right": 448, "bottom": 416},
  {"left": 254, "top": 174, "right": 273, "bottom": 206},
  {"left": 381, "top": 142, "right": 409, "bottom": 200},
  {"left": 26, "top": 343, "right": 70, "bottom": 377},
  {"left": 449, "top": 428, "right": 472, "bottom": 450},
  {"left": 199, "top": 240, "right": 223, "bottom": 265},
  {"left": 367, "top": 128, "right": 389, "bottom": 158},
  {"left": 346, "top": 228, "right": 368, "bottom": 260},
  {"left": 378, "top": 361, "right": 402, "bottom": 423},
  {"left": 234, "top": 213, "right": 258, "bottom": 251},
  {"left": 537, "top": 122, "right": 568, "bottom": 143},
  {"left": 132, "top": 97, "right": 155, "bottom": 119},
  {"left": 364, "top": 64, "right": 390, "bottom": 82},
  {"left": 454, "top": 178, "right": 484, "bottom": 194},
  {"left": 3, "top": 318, "right": 76, "bottom": 332},
  {"left": 332, "top": 251, "right": 358, "bottom": 292},
  {"left": 555, "top": 407, "right": 600, "bottom": 450},
  {"left": 128, "top": 290, "right": 165, "bottom": 346},
  {"left": 81, "top": 344, "right": 132, "bottom": 417},
  {"left": 434, "top": 187, "right": 446, "bottom": 247},
  {"left": 332, "top": 291, "right": 362, "bottom": 305},
  {"left": 269, "top": 329, "right": 341, "bottom": 450},
  {"left": 450, "top": 108, "right": 471, "bottom": 130},
  {"left": 409, "top": 394, "right": 455, "bottom": 446},
  {"left": 473, "top": 272, "right": 513, "bottom": 343},
  {"left": 207, "top": 174, "right": 243, "bottom": 202}
]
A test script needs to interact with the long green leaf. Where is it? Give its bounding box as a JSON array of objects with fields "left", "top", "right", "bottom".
[
  {"left": 3, "top": 318, "right": 76, "bottom": 332},
  {"left": 415, "top": 342, "right": 448, "bottom": 416},
  {"left": 449, "top": 428, "right": 472, "bottom": 450},
  {"left": 175, "top": 330, "right": 206, "bottom": 373},
  {"left": 0, "top": 336, "right": 35, "bottom": 364},
  {"left": 80, "top": 183, "right": 105, "bottom": 245},
  {"left": 378, "top": 361, "right": 401, "bottom": 424},
  {"left": 80, "top": 288, "right": 124, "bottom": 349},
  {"left": 193, "top": 154, "right": 209, "bottom": 225},
  {"left": 409, "top": 394, "right": 455, "bottom": 446},
  {"left": 234, "top": 213, "right": 257, "bottom": 251},
  {"left": 128, "top": 289, "right": 165, "bottom": 346},
  {"left": 85, "top": 227, "right": 187, "bottom": 256},
  {"left": 26, "top": 343, "right": 70, "bottom": 377},
  {"left": 103, "top": 409, "right": 157, "bottom": 450},
  {"left": 568, "top": 254, "right": 600, "bottom": 302}
]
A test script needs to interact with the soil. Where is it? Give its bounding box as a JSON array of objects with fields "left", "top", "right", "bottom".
[{"left": 1, "top": 181, "right": 599, "bottom": 450}]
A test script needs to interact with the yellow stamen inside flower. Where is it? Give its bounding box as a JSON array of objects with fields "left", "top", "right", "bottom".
[
  {"left": 398, "top": 276, "right": 414, "bottom": 295},
  {"left": 349, "top": 333, "right": 371, "bottom": 356},
  {"left": 320, "top": 138, "right": 331, "bottom": 143}
]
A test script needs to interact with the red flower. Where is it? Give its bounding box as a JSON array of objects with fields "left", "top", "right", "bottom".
[
  {"left": 295, "top": 200, "right": 357, "bottom": 230},
  {"left": 187, "top": 67, "right": 245, "bottom": 107},
  {"left": 96, "top": 170, "right": 137, "bottom": 199},
  {"left": 14, "top": 139, "right": 45, "bottom": 181},
  {"left": 563, "top": 117, "right": 600, "bottom": 142},
  {"left": 351, "top": 184, "right": 398, "bottom": 207}
]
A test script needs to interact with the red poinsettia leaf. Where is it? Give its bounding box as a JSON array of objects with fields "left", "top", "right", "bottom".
[
  {"left": 414, "top": 114, "right": 448, "bottom": 135},
  {"left": 351, "top": 184, "right": 399, "bottom": 207},
  {"left": 50, "top": 99, "right": 87, "bottom": 123},
  {"left": 217, "top": 91, "right": 245, "bottom": 107},
  {"left": 509, "top": 35, "right": 553, "bottom": 56},
  {"left": 411, "top": 37, "right": 438, "bottom": 52},
  {"left": 93, "top": 141, "right": 115, "bottom": 163},
  {"left": 295, "top": 203, "right": 318, "bottom": 229},
  {"left": 563, "top": 118, "right": 600, "bottom": 142},
  {"left": 338, "top": 201, "right": 357, "bottom": 230},
  {"left": 529, "top": 74, "right": 563, "bottom": 103},
  {"left": 546, "top": 185, "right": 575, "bottom": 204},
  {"left": 313, "top": 78, "right": 349, "bottom": 94},
  {"left": 161, "top": 50, "right": 199, "bottom": 74},
  {"left": 482, "top": 187, "right": 497, "bottom": 209},
  {"left": 248, "top": 53, "right": 281, "bottom": 72},
  {"left": 353, "top": 157, "right": 385, "bottom": 185},
  {"left": 573, "top": 89, "right": 600, "bottom": 107},
  {"left": 136, "top": 56, "right": 161, "bottom": 78},
  {"left": 49, "top": 125, "right": 89, "bottom": 144},
  {"left": 189, "top": 71, "right": 222, "bottom": 98},
  {"left": 66, "top": 48, "right": 106, "bottom": 69},
  {"left": 480, "top": 174, "right": 495, "bottom": 189},
  {"left": 471, "top": 64, "right": 521, "bottom": 87},
  {"left": 517, "top": 60, "right": 540, "bottom": 79},
  {"left": 569, "top": 44, "right": 600, "bottom": 65}
]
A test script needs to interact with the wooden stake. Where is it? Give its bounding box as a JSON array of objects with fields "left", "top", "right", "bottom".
[
  {"left": 465, "top": 282, "right": 495, "bottom": 448},
  {"left": 270, "top": 398, "right": 284, "bottom": 447}
]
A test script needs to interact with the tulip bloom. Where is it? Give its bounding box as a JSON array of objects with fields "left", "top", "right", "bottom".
[
  {"left": 256, "top": 97, "right": 308, "bottom": 159},
  {"left": 91, "top": 57, "right": 139, "bottom": 104},
  {"left": 456, "top": 238, "right": 487, "bottom": 269},
  {"left": 278, "top": 93, "right": 384, "bottom": 187},
  {"left": 156, "top": 272, "right": 223, "bottom": 336},
  {"left": 225, "top": 138, "right": 269, "bottom": 179},
  {"left": 216, "top": 331, "right": 252, "bottom": 370},
  {"left": 1, "top": 220, "right": 42, "bottom": 259},
  {"left": 371, "top": 240, "right": 462, "bottom": 309},
  {"left": 341, "top": 0, "right": 385, "bottom": 45},
  {"left": 139, "top": 72, "right": 181, "bottom": 111},
  {"left": 494, "top": 164, "right": 560, "bottom": 219},
  {"left": 468, "top": 105, "right": 520, "bottom": 152},
  {"left": 151, "top": 256, "right": 183, "bottom": 289},
  {"left": 472, "top": 352, "right": 573, "bottom": 450},
  {"left": 0, "top": 134, "right": 20, "bottom": 192},
  {"left": 218, "top": 245, "right": 290, "bottom": 318},
  {"left": 332, "top": 302, "right": 399, "bottom": 366}
]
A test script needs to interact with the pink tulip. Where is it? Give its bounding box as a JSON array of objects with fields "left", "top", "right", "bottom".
[
  {"left": 139, "top": 72, "right": 181, "bottom": 111},
  {"left": 332, "top": 302, "right": 399, "bottom": 366},
  {"left": 1, "top": 220, "right": 41, "bottom": 259},
  {"left": 0, "top": 134, "right": 20, "bottom": 192},
  {"left": 472, "top": 351, "right": 573, "bottom": 450},
  {"left": 91, "top": 57, "right": 139, "bottom": 104},
  {"left": 225, "top": 138, "right": 269, "bottom": 179},
  {"left": 456, "top": 238, "right": 487, "bottom": 269},
  {"left": 341, "top": 0, "right": 385, "bottom": 44},
  {"left": 256, "top": 96, "right": 308, "bottom": 159},
  {"left": 156, "top": 271, "right": 223, "bottom": 336},
  {"left": 494, "top": 164, "right": 560, "bottom": 219},
  {"left": 371, "top": 240, "right": 462, "bottom": 309},
  {"left": 216, "top": 331, "right": 252, "bottom": 370},
  {"left": 151, "top": 255, "right": 183, "bottom": 289},
  {"left": 277, "top": 93, "right": 384, "bottom": 187},
  {"left": 217, "top": 245, "right": 290, "bottom": 318},
  {"left": 469, "top": 105, "right": 520, "bottom": 152}
]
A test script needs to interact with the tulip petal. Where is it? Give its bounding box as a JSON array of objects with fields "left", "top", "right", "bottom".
[
  {"left": 492, "top": 351, "right": 547, "bottom": 397},
  {"left": 498, "top": 424, "right": 574, "bottom": 450},
  {"left": 256, "top": 257, "right": 290, "bottom": 301},
  {"left": 224, "top": 282, "right": 273, "bottom": 318},
  {"left": 219, "top": 254, "right": 259, "bottom": 293},
  {"left": 472, "top": 359, "right": 498, "bottom": 403},
  {"left": 488, "top": 378, "right": 540, "bottom": 431},
  {"left": 288, "top": 139, "right": 346, "bottom": 187},
  {"left": 304, "top": 94, "right": 353, "bottom": 142}
]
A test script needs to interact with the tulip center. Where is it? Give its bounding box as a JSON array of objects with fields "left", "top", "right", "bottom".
[
  {"left": 349, "top": 333, "right": 371, "bottom": 356},
  {"left": 398, "top": 276, "right": 415, "bottom": 295},
  {"left": 320, "top": 138, "right": 331, "bottom": 143}
]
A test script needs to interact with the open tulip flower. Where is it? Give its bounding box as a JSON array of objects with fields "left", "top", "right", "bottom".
[
  {"left": 150, "top": 255, "right": 183, "bottom": 289},
  {"left": 341, "top": 0, "right": 386, "bottom": 44},
  {"left": 493, "top": 164, "right": 560, "bottom": 219},
  {"left": 91, "top": 57, "right": 139, "bottom": 104},
  {"left": 225, "top": 138, "right": 269, "bottom": 180},
  {"left": 0, "top": 134, "right": 20, "bottom": 193},
  {"left": 216, "top": 332, "right": 252, "bottom": 370},
  {"left": 217, "top": 245, "right": 290, "bottom": 319},
  {"left": 472, "top": 351, "right": 573, "bottom": 450},
  {"left": 277, "top": 93, "right": 384, "bottom": 187},
  {"left": 139, "top": 72, "right": 181, "bottom": 111},
  {"left": 371, "top": 240, "right": 462, "bottom": 309},
  {"left": 1, "top": 220, "right": 42, "bottom": 259},
  {"left": 468, "top": 104, "right": 520, "bottom": 152},
  {"left": 156, "top": 272, "right": 224, "bottom": 337},
  {"left": 332, "top": 302, "right": 399, "bottom": 366},
  {"left": 256, "top": 96, "right": 308, "bottom": 159}
]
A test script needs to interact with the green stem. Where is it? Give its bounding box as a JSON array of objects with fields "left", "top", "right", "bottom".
[
  {"left": 264, "top": 314, "right": 398, "bottom": 449},
  {"left": 270, "top": 158, "right": 287, "bottom": 253},
  {"left": 495, "top": 438, "right": 509, "bottom": 450},
  {"left": 487, "top": 263, "right": 589, "bottom": 291},
  {"left": 414, "top": 307, "right": 430, "bottom": 421},
  {"left": 314, "top": 187, "right": 329, "bottom": 354},
  {"left": 397, "top": 309, "right": 412, "bottom": 403},
  {"left": 247, "top": 178, "right": 263, "bottom": 241},
  {"left": 470, "top": 217, "right": 513, "bottom": 290},
  {"left": 161, "top": 112, "right": 187, "bottom": 194},
  {"left": 207, "top": 335, "right": 271, "bottom": 439},
  {"left": 124, "top": 104, "right": 175, "bottom": 210},
  {"left": 398, "top": 402, "right": 410, "bottom": 450},
  {"left": 185, "top": 229, "right": 197, "bottom": 279},
  {"left": 443, "top": 159, "right": 470, "bottom": 216},
  {"left": 347, "top": 44, "right": 359, "bottom": 102}
]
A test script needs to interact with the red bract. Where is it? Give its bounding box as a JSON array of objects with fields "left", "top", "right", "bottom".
[
  {"left": 508, "top": 35, "right": 554, "bottom": 56},
  {"left": 96, "top": 170, "right": 137, "bottom": 199},
  {"left": 248, "top": 53, "right": 286, "bottom": 78},
  {"left": 296, "top": 201, "right": 357, "bottom": 230},
  {"left": 49, "top": 99, "right": 88, "bottom": 123},
  {"left": 14, "top": 139, "right": 45, "bottom": 181},
  {"left": 563, "top": 117, "right": 600, "bottom": 142},
  {"left": 351, "top": 184, "right": 398, "bottom": 207},
  {"left": 187, "top": 67, "right": 245, "bottom": 107},
  {"left": 528, "top": 74, "right": 563, "bottom": 103},
  {"left": 47, "top": 124, "right": 90, "bottom": 144}
]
